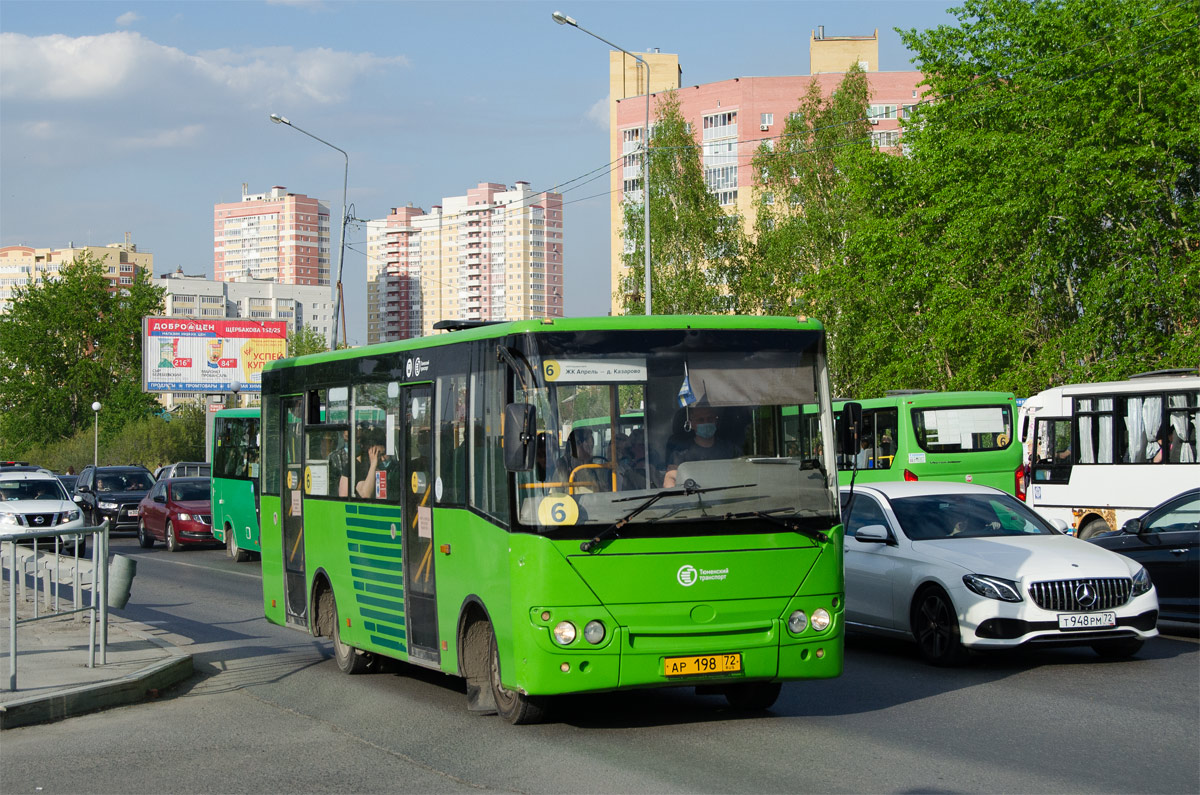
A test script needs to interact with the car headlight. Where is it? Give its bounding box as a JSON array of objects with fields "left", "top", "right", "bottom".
[
  {"left": 963, "top": 573, "right": 1024, "bottom": 602},
  {"left": 60, "top": 509, "right": 81, "bottom": 523},
  {"left": 552, "top": 621, "right": 577, "bottom": 645},
  {"left": 177, "top": 513, "right": 192, "bottom": 522},
  {"left": 1130, "top": 566, "right": 1152, "bottom": 597},
  {"left": 0, "top": 511, "right": 21, "bottom": 527},
  {"left": 98, "top": 501, "right": 118, "bottom": 510}
]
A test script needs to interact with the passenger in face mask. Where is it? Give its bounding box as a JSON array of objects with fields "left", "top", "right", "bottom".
[{"left": 663, "top": 405, "right": 738, "bottom": 487}]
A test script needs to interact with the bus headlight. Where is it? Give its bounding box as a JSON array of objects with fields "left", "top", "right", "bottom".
[
  {"left": 811, "top": 609, "right": 832, "bottom": 632},
  {"left": 583, "top": 620, "right": 606, "bottom": 644},
  {"left": 552, "top": 621, "right": 577, "bottom": 645},
  {"left": 788, "top": 610, "right": 808, "bottom": 633}
]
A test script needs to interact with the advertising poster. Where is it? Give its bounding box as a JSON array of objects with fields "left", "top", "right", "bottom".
[{"left": 142, "top": 317, "right": 288, "bottom": 393}]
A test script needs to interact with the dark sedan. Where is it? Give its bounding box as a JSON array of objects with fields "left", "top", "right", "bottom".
[
  {"left": 1088, "top": 488, "right": 1199, "bottom": 624},
  {"left": 137, "top": 477, "right": 215, "bottom": 551}
]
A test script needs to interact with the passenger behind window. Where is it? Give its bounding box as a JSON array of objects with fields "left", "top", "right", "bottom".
[{"left": 557, "top": 428, "right": 608, "bottom": 493}]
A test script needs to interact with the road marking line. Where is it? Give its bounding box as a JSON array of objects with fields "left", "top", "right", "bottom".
[{"left": 135, "top": 555, "right": 261, "bottom": 580}]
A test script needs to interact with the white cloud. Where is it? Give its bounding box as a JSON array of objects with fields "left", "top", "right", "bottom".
[
  {"left": 0, "top": 31, "right": 407, "bottom": 108},
  {"left": 116, "top": 124, "right": 205, "bottom": 149},
  {"left": 586, "top": 96, "right": 609, "bottom": 129},
  {"left": 115, "top": 11, "right": 141, "bottom": 27}
]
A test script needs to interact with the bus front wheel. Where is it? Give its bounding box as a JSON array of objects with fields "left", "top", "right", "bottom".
[{"left": 487, "top": 623, "right": 547, "bottom": 725}]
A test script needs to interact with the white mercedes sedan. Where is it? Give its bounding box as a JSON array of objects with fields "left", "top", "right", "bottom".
[{"left": 840, "top": 482, "right": 1159, "bottom": 665}]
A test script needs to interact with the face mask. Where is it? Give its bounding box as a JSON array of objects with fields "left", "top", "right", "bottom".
[{"left": 695, "top": 422, "right": 717, "bottom": 439}]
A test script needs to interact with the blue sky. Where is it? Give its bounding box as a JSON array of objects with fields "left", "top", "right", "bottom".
[{"left": 0, "top": 0, "right": 960, "bottom": 344}]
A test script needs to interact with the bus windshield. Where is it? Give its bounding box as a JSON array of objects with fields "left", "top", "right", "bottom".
[{"left": 512, "top": 328, "right": 838, "bottom": 533}]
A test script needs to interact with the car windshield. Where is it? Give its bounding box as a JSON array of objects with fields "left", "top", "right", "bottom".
[
  {"left": 890, "top": 493, "right": 1056, "bottom": 540},
  {"left": 0, "top": 479, "right": 68, "bottom": 501},
  {"left": 96, "top": 473, "right": 154, "bottom": 492},
  {"left": 511, "top": 327, "right": 839, "bottom": 534},
  {"left": 170, "top": 481, "right": 210, "bottom": 502}
]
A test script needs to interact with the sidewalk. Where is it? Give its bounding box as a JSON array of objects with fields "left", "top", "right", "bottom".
[{"left": 1, "top": 558, "right": 194, "bottom": 730}]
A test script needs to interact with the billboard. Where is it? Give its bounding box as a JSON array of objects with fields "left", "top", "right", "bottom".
[{"left": 142, "top": 317, "right": 288, "bottom": 394}]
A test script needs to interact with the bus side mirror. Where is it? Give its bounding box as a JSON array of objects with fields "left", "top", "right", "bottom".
[
  {"left": 503, "top": 403, "right": 537, "bottom": 471},
  {"left": 837, "top": 402, "right": 863, "bottom": 458}
]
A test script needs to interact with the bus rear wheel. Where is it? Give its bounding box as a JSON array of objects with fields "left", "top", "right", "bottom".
[
  {"left": 1077, "top": 518, "right": 1110, "bottom": 540},
  {"left": 332, "top": 597, "right": 373, "bottom": 675},
  {"left": 488, "top": 623, "right": 547, "bottom": 725},
  {"left": 226, "top": 526, "right": 251, "bottom": 562}
]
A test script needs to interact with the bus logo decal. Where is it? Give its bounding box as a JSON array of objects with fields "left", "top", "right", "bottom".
[{"left": 678, "top": 565, "right": 698, "bottom": 587}]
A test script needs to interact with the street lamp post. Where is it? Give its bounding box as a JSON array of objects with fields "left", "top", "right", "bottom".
[
  {"left": 552, "top": 11, "right": 653, "bottom": 315},
  {"left": 91, "top": 401, "right": 101, "bottom": 467},
  {"left": 269, "top": 113, "right": 349, "bottom": 347}
]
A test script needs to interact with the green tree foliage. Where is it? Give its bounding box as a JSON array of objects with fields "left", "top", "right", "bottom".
[
  {"left": 618, "top": 92, "right": 745, "bottom": 314},
  {"left": 828, "top": 0, "right": 1199, "bottom": 396},
  {"left": 23, "top": 402, "right": 207, "bottom": 473},
  {"left": 739, "top": 65, "right": 874, "bottom": 315},
  {"left": 0, "top": 252, "right": 165, "bottom": 453},
  {"left": 287, "top": 323, "right": 330, "bottom": 358}
]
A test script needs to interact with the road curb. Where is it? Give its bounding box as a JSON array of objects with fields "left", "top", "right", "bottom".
[{"left": 0, "top": 649, "right": 194, "bottom": 730}]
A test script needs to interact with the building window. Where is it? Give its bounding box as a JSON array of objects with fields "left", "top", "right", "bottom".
[
  {"left": 760, "top": 112, "right": 773, "bottom": 128},
  {"left": 703, "top": 111, "right": 738, "bottom": 206},
  {"left": 868, "top": 104, "right": 898, "bottom": 122}
]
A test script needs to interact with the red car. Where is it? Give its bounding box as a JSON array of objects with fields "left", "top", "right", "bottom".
[{"left": 137, "top": 477, "right": 215, "bottom": 551}]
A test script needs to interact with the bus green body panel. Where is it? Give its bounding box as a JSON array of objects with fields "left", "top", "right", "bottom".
[
  {"left": 211, "top": 407, "right": 262, "bottom": 552},
  {"left": 261, "top": 493, "right": 285, "bottom": 624},
  {"left": 832, "top": 391, "right": 1022, "bottom": 495}
]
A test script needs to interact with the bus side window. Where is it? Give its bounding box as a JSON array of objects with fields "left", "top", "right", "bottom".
[
  {"left": 469, "top": 360, "right": 510, "bottom": 524},
  {"left": 437, "top": 373, "right": 469, "bottom": 506}
]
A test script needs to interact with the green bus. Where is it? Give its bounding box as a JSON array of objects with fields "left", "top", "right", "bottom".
[
  {"left": 260, "top": 316, "right": 850, "bottom": 723},
  {"left": 788, "top": 391, "right": 1023, "bottom": 496},
  {"left": 212, "top": 408, "right": 262, "bottom": 562}
]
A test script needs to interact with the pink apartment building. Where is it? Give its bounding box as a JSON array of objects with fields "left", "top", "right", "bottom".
[
  {"left": 214, "top": 185, "right": 330, "bottom": 286},
  {"left": 606, "top": 28, "right": 924, "bottom": 302}
]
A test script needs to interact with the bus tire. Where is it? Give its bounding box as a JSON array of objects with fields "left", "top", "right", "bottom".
[
  {"left": 1078, "top": 518, "right": 1110, "bottom": 540},
  {"left": 137, "top": 520, "right": 154, "bottom": 549},
  {"left": 332, "top": 596, "right": 373, "bottom": 675},
  {"left": 723, "top": 681, "right": 782, "bottom": 711},
  {"left": 488, "top": 622, "right": 547, "bottom": 725},
  {"left": 227, "top": 526, "right": 251, "bottom": 562}
]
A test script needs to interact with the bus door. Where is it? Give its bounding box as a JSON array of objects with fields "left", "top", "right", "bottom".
[
  {"left": 281, "top": 395, "right": 308, "bottom": 628},
  {"left": 401, "top": 385, "right": 439, "bottom": 665}
]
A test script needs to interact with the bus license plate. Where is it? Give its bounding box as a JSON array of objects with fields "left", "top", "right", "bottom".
[
  {"left": 663, "top": 653, "right": 742, "bottom": 677},
  {"left": 1058, "top": 612, "right": 1116, "bottom": 630}
]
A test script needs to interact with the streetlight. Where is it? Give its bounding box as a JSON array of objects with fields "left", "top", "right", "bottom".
[
  {"left": 270, "top": 113, "right": 349, "bottom": 347},
  {"left": 91, "top": 401, "right": 101, "bottom": 467},
  {"left": 552, "top": 11, "right": 653, "bottom": 315}
]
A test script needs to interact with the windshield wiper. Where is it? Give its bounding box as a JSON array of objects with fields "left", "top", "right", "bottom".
[
  {"left": 722, "top": 507, "right": 830, "bottom": 544},
  {"left": 579, "top": 483, "right": 754, "bottom": 553}
]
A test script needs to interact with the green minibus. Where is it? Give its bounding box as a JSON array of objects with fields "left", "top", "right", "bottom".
[{"left": 211, "top": 408, "right": 262, "bottom": 562}]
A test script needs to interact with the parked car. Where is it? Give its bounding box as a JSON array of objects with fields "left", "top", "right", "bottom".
[
  {"left": 0, "top": 471, "right": 87, "bottom": 554},
  {"left": 1, "top": 463, "right": 54, "bottom": 475},
  {"left": 153, "top": 461, "right": 210, "bottom": 481},
  {"left": 137, "top": 477, "right": 215, "bottom": 551},
  {"left": 1087, "top": 488, "right": 1199, "bottom": 625},
  {"left": 57, "top": 473, "right": 78, "bottom": 493},
  {"left": 73, "top": 465, "right": 156, "bottom": 533},
  {"left": 840, "top": 481, "right": 1159, "bottom": 665}
]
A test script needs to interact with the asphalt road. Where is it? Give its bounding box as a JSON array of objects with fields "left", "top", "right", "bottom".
[{"left": 3, "top": 537, "right": 1197, "bottom": 794}]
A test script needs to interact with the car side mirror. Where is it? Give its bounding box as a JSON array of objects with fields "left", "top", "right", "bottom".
[
  {"left": 72, "top": 494, "right": 84, "bottom": 503},
  {"left": 837, "top": 402, "right": 863, "bottom": 458},
  {"left": 503, "top": 403, "right": 536, "bottom": 472},
  {"left": 1048, "top": 518, "right": 1069, "bottom": 533},
  {"left": 1121, "top": 518, "right": 1142, "bottom": 535},
  {"left": 854, "top": 524, "right": 891, "bottom": 543},
  {"left": 153, "top": 494, "right": 166, "bottom": 504}
]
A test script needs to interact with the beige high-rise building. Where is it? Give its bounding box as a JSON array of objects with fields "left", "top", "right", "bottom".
[
  {"left": 367, "top": 182, "right": 564, "bottom": 341},
  {"left": 0, "top": 240, "right": 152, "bottom": 314}
]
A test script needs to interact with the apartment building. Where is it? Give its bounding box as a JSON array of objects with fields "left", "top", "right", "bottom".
[
  {"left": 366, "top": 182, "right": 564, "bottom": 342},
  {"left": 606, "top": 28, "right": 923, "bottom": 304},
  {"left": 213, "top": 185, "right": 330, "bottom": 285},
  {"left": 0, "top": 241, "right": 152, "bottom": 314}
]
